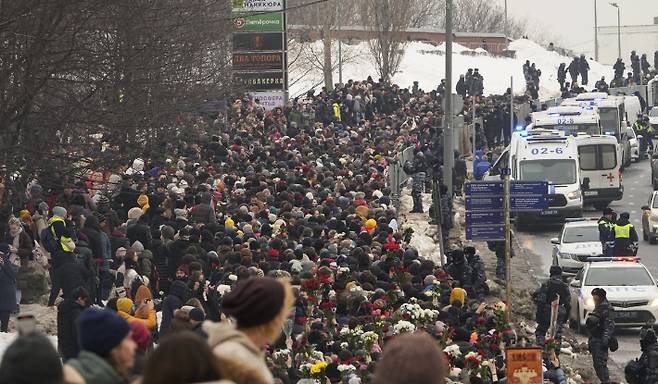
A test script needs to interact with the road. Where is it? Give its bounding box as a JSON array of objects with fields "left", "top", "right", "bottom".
[{"left": 516, "top": 154, "right": 656, "bottom": 373}]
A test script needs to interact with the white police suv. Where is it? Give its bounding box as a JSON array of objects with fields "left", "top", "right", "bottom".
[
  {"left": 551, "top": 218, "right": 603, "bottom": 275},
  {"left": 568, "top": 258, "right": 658, "bottom": 332}
]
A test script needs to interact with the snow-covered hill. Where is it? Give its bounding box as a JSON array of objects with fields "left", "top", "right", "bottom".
[{"left": 290, "top": 38, "right": 613, "bottom": 99}]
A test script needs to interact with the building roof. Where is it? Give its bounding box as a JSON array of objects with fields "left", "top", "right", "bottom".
[{"left": 288, "top": 24, "right": 508, "bottom": 39}]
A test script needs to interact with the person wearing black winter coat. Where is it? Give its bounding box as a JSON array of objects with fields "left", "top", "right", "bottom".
[
  {"left": 557, "top": 63, "right": 567, "bottom": 90},
  {"left": 127, "top": 216, "right": 153, "bottom": 251},
  {"left": 0, "top": 245, "right": 16, "bottom": 332},
  {"left": 579, "top": 54, "right": 590, "bottom": 86},
  {"left": 159, "top": 280, "right": 189, "bottom": 337},
  {"left": 567, "top": 57, "right": 579, "bottom": 83},
  {"left": 57, "top": 286, "right": 89, "bottom": 360},
  {"left": 57, "top": 258, "right": 92, "bottom": 302}
]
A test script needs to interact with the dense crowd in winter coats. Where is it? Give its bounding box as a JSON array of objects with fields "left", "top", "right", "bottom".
[{"left": 0, "top": 77, "right": 561, "bottom": 384}]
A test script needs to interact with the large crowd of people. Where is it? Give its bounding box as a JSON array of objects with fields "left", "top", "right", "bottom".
[{"left": 0, "top": 76, "right": 557, "bottom": 384}]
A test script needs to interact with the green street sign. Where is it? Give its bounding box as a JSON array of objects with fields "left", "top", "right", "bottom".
[{"left": 233, "top": 12, "right": 283, "bottom": 32}]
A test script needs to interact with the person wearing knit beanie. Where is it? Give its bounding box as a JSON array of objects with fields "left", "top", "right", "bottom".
[
  {"left": 52, "top": 206, "right": 67, "bottom": 219},
  {"left": 64, "top": 308, "right": 136, "bottom": 383},
  {"left": 127, "top": 207, "right": 143, "bottom": 221},
  {"left": 204, "top": 277, "right": 294, "bottom": 384},
  {"left": 373, "top": 332, "right": 447, "bottom": 384}
]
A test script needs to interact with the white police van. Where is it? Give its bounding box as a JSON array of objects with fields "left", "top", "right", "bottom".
[
  {"left": 573, "top": 135, "right": 623, "bottom": 209},
  {"left": 569, "top": 257, "right": 658, "bottom": 332},
  {"left": 485, "top": 130, "right": 583, "bottom": 223}
]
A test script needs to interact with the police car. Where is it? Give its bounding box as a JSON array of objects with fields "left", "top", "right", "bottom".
[
  {"left": 568, "top": 258, "right": 658, "bottom": 332},
  {"left": 642, "top": 191, "right": 658, "bottom": 244},
  {"left": 551, "top": 218, "right": 602, "bottom": 275}
]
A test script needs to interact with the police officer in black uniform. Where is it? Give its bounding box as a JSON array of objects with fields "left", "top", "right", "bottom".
[
  {"left": 587, "top": 288, "right": 615, "bottom": 384},
  {"left": 464, "top": 246, "right": 487, "bottom": 298},
  {"left": 408, "top": 150, "right": 427, "bottom": 213},
  {"left": 626, "top": 325, "right": 658, "bottom": 384},
  {"left": 598, "top": 208, "right": 616, "bottom": 258},
  {"left": 533, "top": 266, "right": 571, "bottom": 352}
]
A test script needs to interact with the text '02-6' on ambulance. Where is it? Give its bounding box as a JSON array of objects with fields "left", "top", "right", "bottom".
[{"left": 484, "top": 130, "right": 583, "bottom": 224}]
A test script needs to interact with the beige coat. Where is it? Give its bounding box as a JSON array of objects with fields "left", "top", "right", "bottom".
[{"left": 204, "top": 322, "right": 272, "bottom": 384}]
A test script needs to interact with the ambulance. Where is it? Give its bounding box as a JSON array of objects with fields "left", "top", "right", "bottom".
[
  {"left": 485, "top": 130, "right": 583, "bottom": 223},
  {"left": 573, "top": 134, "right": 623, "bottom": 210},
  {"left": 529, "top": 106, "right": 601, "bottom": 136}
]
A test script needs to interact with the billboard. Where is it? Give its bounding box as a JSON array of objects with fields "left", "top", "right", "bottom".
[
  {"left": 233, "top": 52, "right": 283, "bottom": 70},
  {"left": 233, "top": 32, "right": 283, "bottom": 51},
  {"left": 234, "top": 72, "right": 285, "bottom": 90},
  {"left": 249, "top": 91, "right": 285, "bottom": 110},
  {"left": 232, "top": 0, "right": 283, "bottom": 12},
  {"left": 233, "top": 12, "right": 283, "bottom": 32}
]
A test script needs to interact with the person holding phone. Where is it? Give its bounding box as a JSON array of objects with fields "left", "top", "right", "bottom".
[{"left": 0, "top": 244, "right": 17, "bottom": 332}]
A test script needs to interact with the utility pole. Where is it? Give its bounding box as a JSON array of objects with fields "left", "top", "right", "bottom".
[
  {"left": 594, "top": 0, "right": 599, "bottom": 61},
  {"left": 505, "top": 76, "right": 514, "bottom": 323},
  {"left": 443, "top": 0, "right": 454, "bottom": 197},
  {"left": 337, "top": 0, "right": 342, "bottom": 85},
  {"left": 610, "top": 2, "right": 621, "bottom": 59},
  {"left": 504, "top": 0, "right": 508, "bottom": 48}
]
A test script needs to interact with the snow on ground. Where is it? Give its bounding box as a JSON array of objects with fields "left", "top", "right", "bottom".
[
  {"left": 290, "top": 38, "right": 613, "bottom": 100},
  {"left": 398, "top": 187, "right": 443, "bottom": 265},
  {"left": 0, "top": 332, "right": 58, "bottom": 361}
]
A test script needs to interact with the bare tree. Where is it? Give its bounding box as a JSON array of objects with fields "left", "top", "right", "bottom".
[
  {"left": 0, "top": 0, "right": 232, "bottom": 206},
  {"left": 358, "top": 0, "right": 435, "bottom": 81}
]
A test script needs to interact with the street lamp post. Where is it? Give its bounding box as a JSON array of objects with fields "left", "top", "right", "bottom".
[
  {"left": 610, "top": 2, "right": 621, "bottom": 59},
  {"left": 594, "top": 0, "right": 599, "bottom": 61}
]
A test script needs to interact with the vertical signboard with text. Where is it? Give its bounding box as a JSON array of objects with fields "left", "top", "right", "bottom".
[{"left": 232, "top": 0, "right": 287, "bottom": 110}]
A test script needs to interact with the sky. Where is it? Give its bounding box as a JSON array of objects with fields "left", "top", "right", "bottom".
[{"left": 504, "top": 0, "right": 658, "bottom": 58}]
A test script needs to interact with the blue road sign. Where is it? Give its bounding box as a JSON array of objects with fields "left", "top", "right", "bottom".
[
  {"left": 465, "top": 196, "right": 504, "bottom": 211},
  {"left": 465, "top": 210, "right": 504, "bottom": 226},
  {"left": 464, "top": 181, "right": 504, "bottom": 196},
  {"left": 511, "top": 181, "right": 549, "bottom": 195},
  {"left": 511, "top": 196, "right": 550, "bottom": 211},
  {"left": 466, "top": 225, "right": 505, "bottom": 241}
]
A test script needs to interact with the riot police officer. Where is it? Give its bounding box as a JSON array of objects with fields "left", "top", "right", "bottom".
[
  {"left": 409, "top": 151, "right": 427, "bottom": 213},
  {"left": 625, "top": 326, "right": 658, "bottom": 384},
  {"left": 598, "top": 208, "right": 616, "bottom": 258},
  {"left": 464, "top": 246, "right": 487, "bottom": 298},
  {"left": 533, "top": 266, "right": 571, "bottom": 352},
  {"left": 587, "top": 288, "right": 615, "bottom": 384}
]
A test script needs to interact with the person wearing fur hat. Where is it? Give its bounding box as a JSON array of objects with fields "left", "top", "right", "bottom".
[
  {"left": 64, "top": 308, "right": 136, "bottom": 384},
  {"left": 205, "top": 277, "right": 294, "bottom": 384}
]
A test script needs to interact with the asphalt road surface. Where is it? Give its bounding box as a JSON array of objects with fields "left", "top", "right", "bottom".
[{"left": 515, "top": 153, "right": 656, "bottom": 374}]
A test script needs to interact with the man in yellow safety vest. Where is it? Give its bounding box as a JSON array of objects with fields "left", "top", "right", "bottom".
[{"left": 613, "top": 212, "right": 638, "bottom": 256}]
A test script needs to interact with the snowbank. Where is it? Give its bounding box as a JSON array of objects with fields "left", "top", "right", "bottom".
[{"left": 290, "top": 38, "right": 613, "bottom": 100}]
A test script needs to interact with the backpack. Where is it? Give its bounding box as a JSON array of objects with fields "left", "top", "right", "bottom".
[
  {"left": 625, "top": 359, "right": 643, "bottom": 384},
  {"left": 40, "top": 226, "right": 59, "bottom": 254}
]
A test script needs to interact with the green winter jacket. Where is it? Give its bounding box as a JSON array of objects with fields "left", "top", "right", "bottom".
[{"left": 64, "top": 351, "right": 126, "bottom": 384}]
